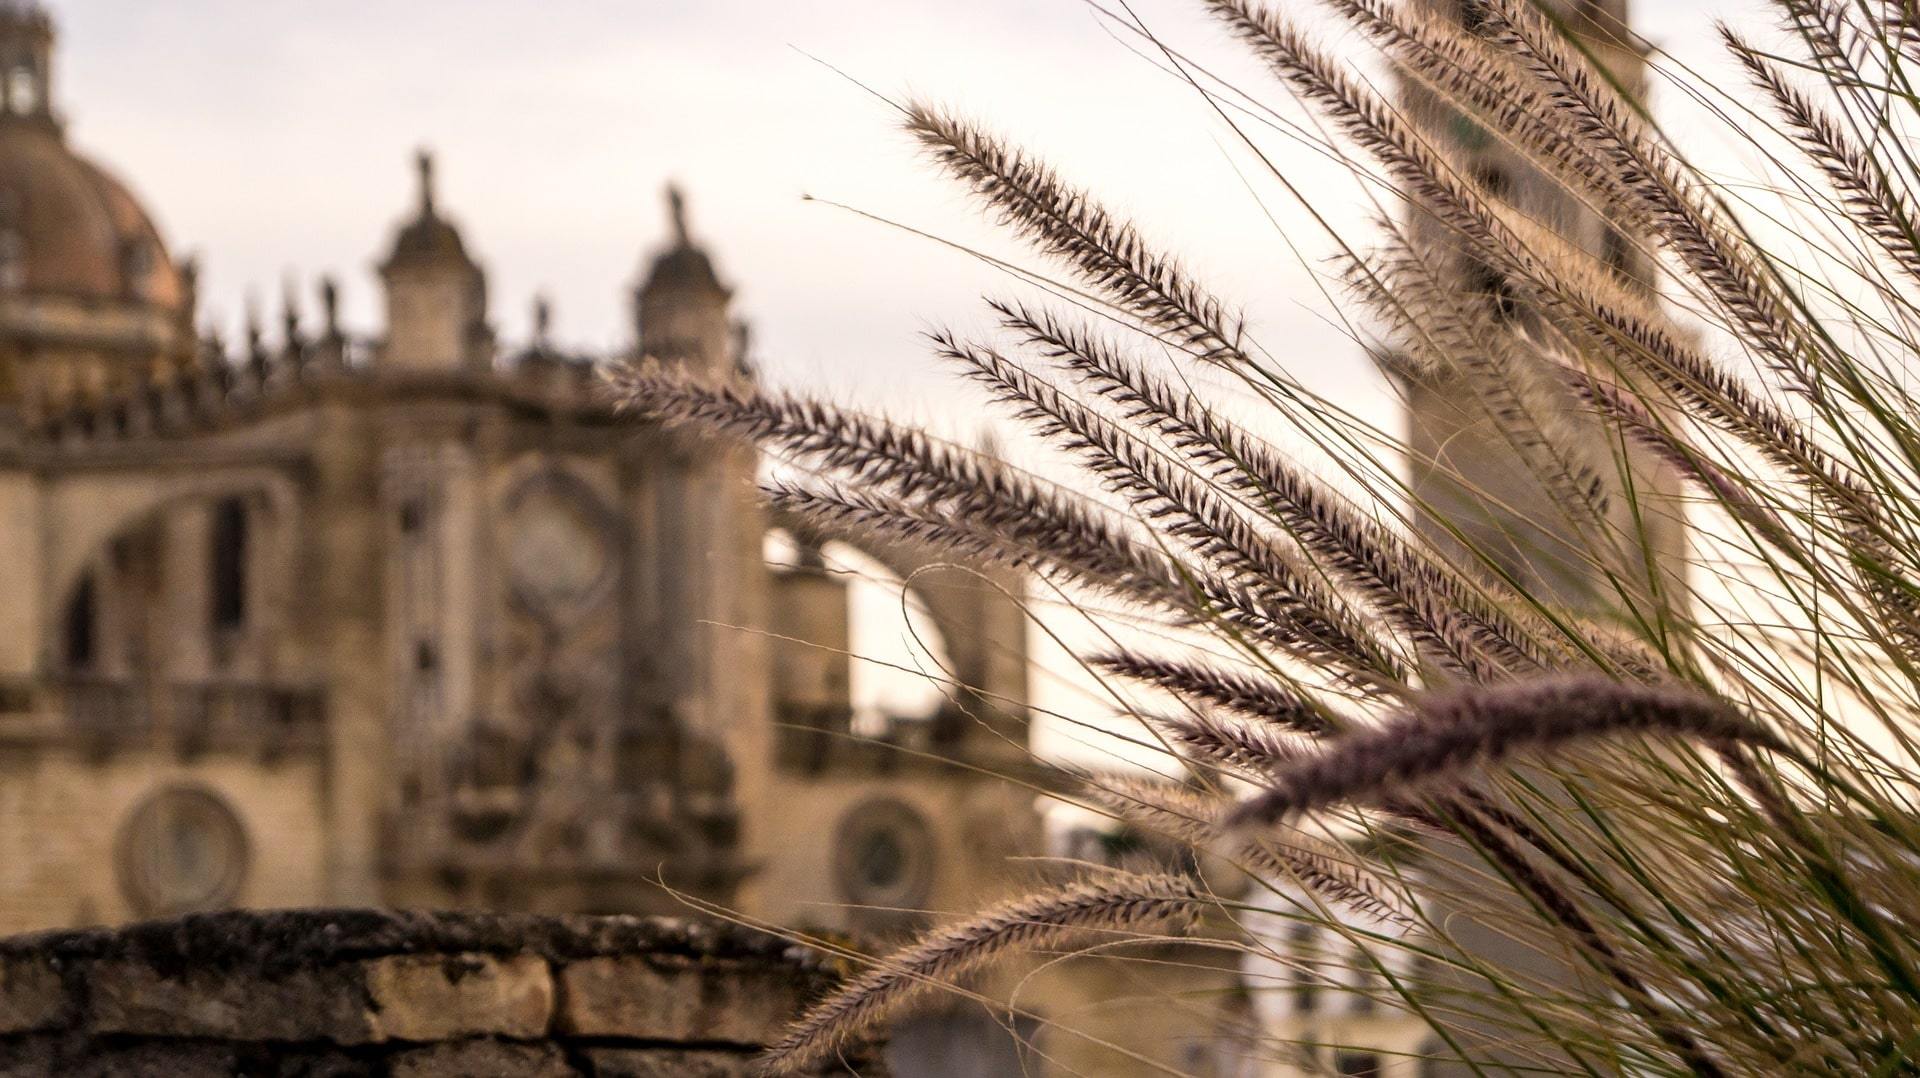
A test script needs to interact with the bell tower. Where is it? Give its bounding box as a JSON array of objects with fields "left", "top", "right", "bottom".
[
  {"left": 378, "top": 151, "right": 492, "bottom": 373},
  {"left": 1398, "top": 4, "right": 1683, "bottom": 1070},
  {"left": 1403, "top": 0, "right": 1669, "bottom": 607}
]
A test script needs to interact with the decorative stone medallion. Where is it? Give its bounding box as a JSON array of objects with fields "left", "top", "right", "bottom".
[
  {"left": 832, "top": 798, "right": 935, "bottom": 910},
  {"left": 115, "top": 785, "right": 250, "bottom": 917},
  {"left": 504, "top": 472, "right": 614, "bottom": 623}
]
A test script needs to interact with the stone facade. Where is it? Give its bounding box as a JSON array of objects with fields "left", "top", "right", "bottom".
[
  {"left": 0, "top": 907, "right": 880, "bottom": 1075},
  {"left": 0, "top": 0, "right": 1658, "bottom": 1068},
  {"left": 0, "top": 4, "right": 1253, "bottom": 1075},
  {"left": 0, "top": 1, "right": 1038, "bottom": 940}
]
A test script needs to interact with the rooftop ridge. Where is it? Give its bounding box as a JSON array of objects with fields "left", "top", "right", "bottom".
[{"left": 31, "top": 338, "right": 626, "bottom": 447}]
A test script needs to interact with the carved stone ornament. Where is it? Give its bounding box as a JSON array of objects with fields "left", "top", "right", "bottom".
[
  {"left": 114, "top": 784, "right": 250, "bottom": 918},
  {"left": 832, "top": 798, "right": 936, "bottom": 910},
  {"left": 503, "top": 471, "right": 614, "bottom": 624}
]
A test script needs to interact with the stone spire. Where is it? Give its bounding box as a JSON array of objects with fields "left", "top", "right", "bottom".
[
  {"left": 280, "top": 277, "right": 302, "bottom": 348},
  {"left": 639, "top": 184, "right": 727, "bottom": 300},
  {"left": 313, "top": 274, "right": 345, "bottom": 368},
  {"left": 532, "top": 293, "right": 553, "bottom": 351},
  {"left": 378, "top": 149, "right": 491, "bottom": 372},
  {"left": 416, "top": 149, "right": 435, "bottom": 217},
  {"left": 668, "top": 184, "right": 688, "bottom": 246},
  {"left": 634, "top": 184, "right": 731, "bottom": 374},
  {"left": 319, "top": 276, "right": 341, "bottom": 341},
  {"left": 381, "top": 150, "right": 477, "bottom": 274}
]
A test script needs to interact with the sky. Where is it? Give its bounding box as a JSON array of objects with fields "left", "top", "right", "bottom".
[
  {"left": 51, "top": 0, "right": 1761, "bottom": 425},
  {"left": 45, "top": 0, "right": 1777, "bottom": 761}
]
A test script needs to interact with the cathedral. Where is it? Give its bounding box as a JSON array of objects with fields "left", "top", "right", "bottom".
[
  {"left": 0, "top": 0, "right": 1043, "bottom": 956},
  {"left": 0, "top": 7, "right": 1278, "bottom": 1073},
  {"left": 0, "top": 0, "right": 1682, "bottom": 1072}
]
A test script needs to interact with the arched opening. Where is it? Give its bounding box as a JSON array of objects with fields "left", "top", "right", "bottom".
[
  {"left": 1457, "top": 0, "right": 1489, "bottom": 33},
  {"left": 1464, "top": 254, "right": 1517, "bottom": 322},
  {"left": 764, "top": 530, "right": 954, "bottom": 735},
  {"left": 1469, "top": 160, "right": 1510, "bottom": 201},
  {"left": 1416, "top": 1035, "right": 1454, "bottom": 1078},
  {"left": 1336, "top": 1050, "right": 1383, "bottom": 1077},
  {"left": 1289, "top": 920, "right": 1323, "bottom": 1016},
  {"left": 51, "top": 486, "right": 288, "bottom": 689},
  {"left": 47, "top": 485, "right": 314, "bottom": 746},
  {"left": 832, "top": 539, "right": 953, "bottom": 732}
]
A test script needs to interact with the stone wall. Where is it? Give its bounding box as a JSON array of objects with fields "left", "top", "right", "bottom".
[
  {"left": 0, "top": 753, "right": 329, "bottom": 933},
  {"left": 0, "top": 908, "right": 879, "bottom": 1076}
]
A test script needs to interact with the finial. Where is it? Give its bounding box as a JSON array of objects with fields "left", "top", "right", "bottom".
[
  {"left": 533, "top": 294, "right": 552, "bottom": 349},
  {"left": 415, "top": 148, "right": 436, "bottom": 217},
  {"left": 319, "top": 275, "right": 340, "bottom": 338},
  {"left": 177, "top": 256, "right": 201, "bottom": 330},
  {"left": 280, "top": 276, "right": 301, "bottom": 344},
  {"left": 241, "top": 297, "right": 266, "bottom": 377},
  {"left": 666, "top": 183, "right": 689, "bottom": 247},
  {"left": 202, "top": 318, "right": 226, "bottom": 363}
]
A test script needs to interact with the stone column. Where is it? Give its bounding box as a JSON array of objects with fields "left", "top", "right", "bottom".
[
  {"left": 0, "top": 469, "right": 40, "bottom": 680},
  {"left": 161, "top": 501, "right": 212, "bottom": 683},
  {"left": 311, "top": 402, "right": 385, "bottom": 905}
]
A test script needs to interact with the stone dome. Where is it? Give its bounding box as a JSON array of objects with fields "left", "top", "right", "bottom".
[
  {"left": 638, "top": 185, "right": 727, "bottom": 298},
  {"left": 643, "top": 244, "right": 723, "bottom": 295},
  {"left": 385, "top": 212, "right": 473, "bottom": 270},
  {"left": 379, "top": 150, "right": 479, "bottom": 275},
  {"left": 0, "top": 119, "right": 185, "bottom": 310}
]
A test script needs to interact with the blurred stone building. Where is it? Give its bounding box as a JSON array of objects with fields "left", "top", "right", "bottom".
[
  {"left": 0, "top": 0, "right": 1039, "bottom": 957},
  {"left": 1394, "top": 2, "right": 1665, "bottom": 1076},
  {"left": 0, "top": 5, "right": 1275, "bottom": 1075},
  {"left": 1403, "top": 0, "right": 1677, "bottom": 608},
  {"left": 0, "top": 0, "right": 1670, "bottom": 1072}
]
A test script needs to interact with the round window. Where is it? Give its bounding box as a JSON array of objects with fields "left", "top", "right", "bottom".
[
  {"left": 832, "top": 799, "right": 935, "bottom": 910},
  {"left": 115, "top": 785, "right": 250, "bottom": 918},
  {"left": 853, "top": 829, "right": 906, "bottom": 890}
]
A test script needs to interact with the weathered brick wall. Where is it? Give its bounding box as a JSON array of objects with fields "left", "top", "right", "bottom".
[{"left": 0, "top": 908, "right": 880, "bottom": 1076}]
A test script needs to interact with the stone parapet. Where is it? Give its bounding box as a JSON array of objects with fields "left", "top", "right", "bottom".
[{"left": 0, "top": 908, "right": 882, "bottom": 1076}]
